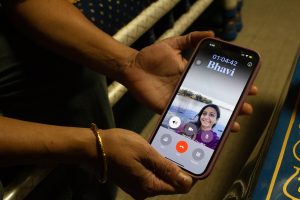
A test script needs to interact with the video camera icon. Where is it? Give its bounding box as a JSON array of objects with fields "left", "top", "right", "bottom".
[
  {"left": 168, "top": 116, "right": 181, "bottom": 129},
  {"left": 184, "top": 123, "right": 197, "bottom": 136}
]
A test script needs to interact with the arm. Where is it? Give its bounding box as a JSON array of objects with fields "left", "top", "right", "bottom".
[
  {"left": 2, "top": 0, "right": 137, "bottom": 82},
  {"left": 1, "top": 1, "right": 196, "bottom": 198},
  {"left": 0, "top": 116, "right": 95, "bottom": 166},
  {"left": 1, "top": 0, "right": 216, "bottom": 113},
  {"left": 2, "top": 0, "right": 255, "bottom": 114},
  {"left": 0, "top": 116, "right": 193, "bottom": 199}
]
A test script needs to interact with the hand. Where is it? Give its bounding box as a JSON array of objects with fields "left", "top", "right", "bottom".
[
  {"left": 231, "top": 85, "right": 258, "bottom": 132},
  {"left": 123, "top": 31, "right": 214, "bottom": 113},
  {"left": 100, "top": 129, "right": 193, "bottom": 200},
  {"left": 123, "top": 31, "right": 258, "bottom": 132}
]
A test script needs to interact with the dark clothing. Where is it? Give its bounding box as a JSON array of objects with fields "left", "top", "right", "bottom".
[
  {"left": 0, "top": 21, "right": 114, "bottom": 128},
  {"left": 0, "top": 16, "right": 116, "bottom": 200},
  {"left": 194, "top": 130, "right": 219, "bottom": 149},
  {"left": 176, "top": 124, "right": 220, "bottom": 150},
  {"left": 0, "top": 181, "right": 3, "bottom": 200}
]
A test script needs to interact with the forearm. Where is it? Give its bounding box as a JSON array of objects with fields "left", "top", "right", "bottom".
[
  {"left": 2, "top": 0, "right": 138, "bottom": 82},
  {"left": 0, "top": 116, "right": 96, "bottom": 166}
]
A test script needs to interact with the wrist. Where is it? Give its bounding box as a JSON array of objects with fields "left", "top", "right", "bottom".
[
  {"left": 84, "top": 33, "right": 139, "bottom": 83},
  {"left": 90, "top": 123, "right": 108, "bottom": 183},
  {"left": 115, "top": 49, "right": 142, "bottom": 89},
  {"left": 109, "top": 46, "right": 139, "bottom": 85},
  {"left": 70, "top": 127, "right": 98, "bottom": 165}
]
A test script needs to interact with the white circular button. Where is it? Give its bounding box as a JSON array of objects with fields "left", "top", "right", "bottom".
[{"left": 168, "top": 116, "right": 181, "bottom": 129}]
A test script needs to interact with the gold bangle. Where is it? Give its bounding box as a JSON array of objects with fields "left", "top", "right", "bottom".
[{"left": 90, "top": 123, "right": 108, "bottom": 183}]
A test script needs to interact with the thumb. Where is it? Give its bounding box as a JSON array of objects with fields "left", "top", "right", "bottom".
[{"left": 170, "top": 31, "right": 215, "bottom": 50}]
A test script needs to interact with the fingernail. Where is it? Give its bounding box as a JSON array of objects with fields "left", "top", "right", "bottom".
[{"left": 207, "top": 30, "right": 215, "bottom": 36}]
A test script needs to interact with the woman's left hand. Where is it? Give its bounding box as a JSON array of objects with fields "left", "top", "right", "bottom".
[
  {"left": 123, "top": 31, "right": 257, "bottom": 132},
  {"left": 123, "top": 31, "right": 214, "bottom": 113}
]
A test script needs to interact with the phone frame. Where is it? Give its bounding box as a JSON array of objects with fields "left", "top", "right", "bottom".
[{"left": 148, "top": 37, "right": 261, "bottom": 179}]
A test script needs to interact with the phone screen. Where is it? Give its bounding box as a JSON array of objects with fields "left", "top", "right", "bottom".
[{"left": 150, "top": 38, "right": 260, "bottom": 177}]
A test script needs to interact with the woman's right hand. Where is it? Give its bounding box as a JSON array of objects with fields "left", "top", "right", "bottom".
[{"left": 99, "top": 128, "right": 193, "bottom": 200}]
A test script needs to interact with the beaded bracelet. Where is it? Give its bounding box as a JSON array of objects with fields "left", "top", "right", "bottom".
[{"left": 90, "top": 123, "right": 108, "bottom": 183}]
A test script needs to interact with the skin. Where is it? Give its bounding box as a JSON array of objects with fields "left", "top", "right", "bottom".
[
  {"left": 200, "top": 107, "right": 218, "bottom": 131},
  {"left": 0, "top": 0, "right": 257, "bottom": 199}
]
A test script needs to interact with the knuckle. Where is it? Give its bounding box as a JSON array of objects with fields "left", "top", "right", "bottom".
[
  {"left": 141, "top": 175, "right": 166, "bottom": 198},
  {"left": 142, "top": 180, "right": 156, "bottom": 197},
  {"left": 162, "top": 160, "right": 178, "bottom": 177},
  {"left": 144, "top": 144, "right": 153, "bottom": 156}
]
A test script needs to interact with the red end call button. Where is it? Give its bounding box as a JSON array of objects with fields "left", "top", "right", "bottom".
[{"left": 176, "top": 141, "right": 188, "bottom": 153}]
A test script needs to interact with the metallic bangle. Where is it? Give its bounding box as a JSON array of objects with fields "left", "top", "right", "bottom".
[{"left": 90, "top": 123, "right": 108, "bottom": 183}]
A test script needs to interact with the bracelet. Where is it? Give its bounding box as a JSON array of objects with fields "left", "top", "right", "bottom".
[{"left": 90, "top": 123, "right": 108, "bottom": 183}]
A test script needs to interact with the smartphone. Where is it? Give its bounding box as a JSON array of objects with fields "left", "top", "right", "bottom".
[{"left": 149, "top": 37, "right": 261, "bottom": 178}]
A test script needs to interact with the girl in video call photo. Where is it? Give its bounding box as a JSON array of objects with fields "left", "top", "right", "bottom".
[{"left": 176, "top": 104, "right": 221, "bottom": 150}]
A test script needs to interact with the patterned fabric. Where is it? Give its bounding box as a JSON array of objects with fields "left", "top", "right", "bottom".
[
  {"left": 72, "top": 0, "right": 197, "bottom": 47},
  {"left": 74, "top": 0, "right": 155, "bottom": 35}
]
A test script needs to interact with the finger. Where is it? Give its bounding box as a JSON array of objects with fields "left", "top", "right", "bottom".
[
  {"left": 240, "top": 102, "right": 253, "bottom": 115},
  {"left": 248, "top": 85, "right": 258, "bottom": 96},
  {"left": 145, "top": 149, "right": 193, "bottom": 194},
  {"left": 140, "top": 172, "right": 176, "bottom": 198},
  {"left": 169, "top": 31, "right": 215, "bottom": 50},
  {"left": 231, "top": 122, "right": 240, "bottom": 132}
]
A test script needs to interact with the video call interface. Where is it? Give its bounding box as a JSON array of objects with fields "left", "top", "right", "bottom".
[{"left": 151, "top": 39, "right": 259, "bottom": 175}]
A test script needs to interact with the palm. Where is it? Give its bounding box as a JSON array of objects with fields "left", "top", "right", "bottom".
[
  {"left": 128, "top": 41, "right": 188, "bottom": 113},
  {"left": 123, "top": 32, "right": 215, "bottom": 113}
]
